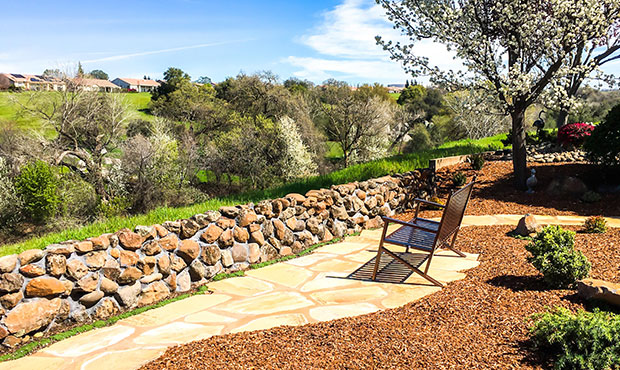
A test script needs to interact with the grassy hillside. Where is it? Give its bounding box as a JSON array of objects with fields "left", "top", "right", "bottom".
[
  {"left": 0, "top": 92, "right": 154, "bottom": 137},
  {"left": 0, "top": 133, "right": 507, "bottom": 257}
]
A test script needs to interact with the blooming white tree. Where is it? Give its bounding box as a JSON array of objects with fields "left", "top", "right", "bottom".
[
  {"left": 376, "top": 0, "right": 620, "bottom": 188},
  {"left": 444, "top": 89, "right": 510, "bottom": 140},
  {"left": 554, "top": 20, "right": 620, "bottom": 126},
  {"left": 276, "top": 116, "right": 318, "bottom": 181}
]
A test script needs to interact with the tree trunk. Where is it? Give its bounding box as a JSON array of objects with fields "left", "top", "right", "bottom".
[
  {"left": 511, "top": 107, "right": 528, "bottom": 190},
  {"left": 556, "top": 109, "right": 569, "bottom": 128}
]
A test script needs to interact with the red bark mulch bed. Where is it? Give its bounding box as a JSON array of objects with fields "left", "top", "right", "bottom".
[
  {"left": 140, "top": 161, "right": 620, "bottom": 369},
  {"left": 140, "top": 225, "right": 620, "bottom": 370},
  {"left": 419, "top": 161, "right": 620, "bottom": 218}
]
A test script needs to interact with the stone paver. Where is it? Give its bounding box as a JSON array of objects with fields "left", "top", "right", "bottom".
[
  {"left": 133, "top": 322, "right": 224, "bottom": 345},
  {"left": 216, "top": 291, "right": 314, "bottom": 315},
  {"left": 2, "top": 214, "right": 613, "bottom": 370},
  {"left": 231, "top": 313, "right": 308, "bottom": 333},
  {"left": 81, "top": 348, "right": 167, "bottom": 370}
]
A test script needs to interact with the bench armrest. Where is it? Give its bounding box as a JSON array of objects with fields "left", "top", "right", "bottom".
[{"left": 381, "top": 216, "right": 438, "bottom": 233}]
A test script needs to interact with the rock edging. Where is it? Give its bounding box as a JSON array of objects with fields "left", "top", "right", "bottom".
[{"left": 0, "top": 170, "right": 435, "bottom": 347}]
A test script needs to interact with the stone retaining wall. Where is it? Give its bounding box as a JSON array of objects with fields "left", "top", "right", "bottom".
[{"left": 0, "top": 170, "right": 435, "bottom": 347}]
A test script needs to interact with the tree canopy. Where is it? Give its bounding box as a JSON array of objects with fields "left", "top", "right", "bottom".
[{"left": 377, "top": 0, "right": 620, "bottom": 188}]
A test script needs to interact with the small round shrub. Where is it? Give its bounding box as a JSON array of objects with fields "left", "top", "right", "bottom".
[
  {"left": 403, "top": 124, "right": 433, "bottom": 153},
  {"left": 14, "top": 160, "right": 59, "bottom": 223},
  {"left": 557, "top": 122, "right": 595, "bottom": 148},
  {"left": 470, "top": 153, "right": 485, "bottom": 170},
  {"left": 427, "top": 196, "right": 445, "bottom": 210},
  {"left": 57, "top": 174, "right": 99, "bottom": 220},
  {"left": 525, "top": 225, "right": 590, "bottom": 289},
  {"left": 127, "top": 119, "right": 154, "bottom": 138},
  {"left": 451, "top": 172, "right": 467, "bottom": 187},
  {"left": 584, "top": 103, "right": 620, "bottom": 168},
  {"left": 580, "top": 190, "right": 601, "bottom": 203},
  {"left": 530, "top": 307, "right": 620, "bottom": 370},
  {"left": 98, "top": 196, "right": 131, "bottom": 218},
  {"left": 583, "top": 216, "right": 607, "bottom": 234}
]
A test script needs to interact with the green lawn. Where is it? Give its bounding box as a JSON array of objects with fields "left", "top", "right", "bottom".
[
  {"left": 123, "top": 92, "right": 155, "bottom": 121},
  {"left": 389, "top": 92, "right": 401, "bottom": 102},
  {"left": 0, "top": 92, "right": 154, "bottom": 137},
  {"left": 325, "top": 141, "right": 344, "bottom": 159},
  {"left": 0, "top": 134, "right": 507, "bottom": 257},
  {"left": 0, "top": 92, "right": 55, "bottom": 138}
]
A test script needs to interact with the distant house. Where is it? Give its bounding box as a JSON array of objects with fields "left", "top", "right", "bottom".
[
  {"left": 111, "top": 78, "right": 160, "bottom": 92},
  {"left": 71, "top": 77, "right": 121, "bottom": 92},
  {"left": 0, "top": 73, "right": 65, "bottom": 91},
  {"left": 386, "top": 86, "right": 404, "bottom": 94}
]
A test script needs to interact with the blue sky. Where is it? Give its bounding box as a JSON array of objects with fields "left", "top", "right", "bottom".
[{"left": 1, "top": 0, "right": 618, "bottom": 85}]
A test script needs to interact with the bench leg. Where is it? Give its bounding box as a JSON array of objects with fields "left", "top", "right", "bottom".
[
  {"left": 448, "top": 229, "right": 466, "bottom": 257},
  {"left": 372, "top": 221, "right": 390, "bottom": 280}
]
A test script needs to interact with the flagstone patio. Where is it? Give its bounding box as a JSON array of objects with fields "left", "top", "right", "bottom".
[{"left": 1, "top": 214, "right": 618, "bottom": 370}]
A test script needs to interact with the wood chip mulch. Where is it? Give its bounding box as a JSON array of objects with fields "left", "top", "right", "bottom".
[
  {"left": 140, "top": 225, "right": 620, "bottom": 370},
  {"left": 419, "top": 161, "right": 620, "bottom": 218}
]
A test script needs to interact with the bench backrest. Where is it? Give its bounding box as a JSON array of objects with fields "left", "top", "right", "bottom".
[{"left": 434, "top": 177, "right": 476, "bottom": 249}]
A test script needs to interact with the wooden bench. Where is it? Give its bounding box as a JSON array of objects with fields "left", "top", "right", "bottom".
[{"left": 372, "top": 178, "right": 476, "bottom": 287}]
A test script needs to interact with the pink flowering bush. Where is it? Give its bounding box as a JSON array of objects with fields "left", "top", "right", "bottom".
[{"left": 557, "top": 122, "right": 595, "bottom": 148}]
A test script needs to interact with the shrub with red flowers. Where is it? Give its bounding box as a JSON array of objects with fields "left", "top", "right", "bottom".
[{"left": 557, "top": 122, "right": 595, "bottom": 148}]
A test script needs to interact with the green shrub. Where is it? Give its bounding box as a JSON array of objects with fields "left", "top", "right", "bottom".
[
  {"left": 57, "top": 174, "right": 99, "bottom": 220},
  {"left": 581, "top": 191, "right": 602, "bottom": 203},
  {"left": 585, "top": 103, "right": 620, "bottom": 168},
  {"left": 525, "top": 225, "right": 590, "bottom": 289},
  {"left": 583, "top": 216, "right": 607, "bottom": 234},
  {"left": 451, "top": 171, "right": 467, "bottom": 187},
  {"left": 530, "top": 307, "right": 620, "bottom": 370},
  {"left": 14, "top": 160, "right": 59, "bottom": 223},
  {"left": 427, "top": 196, "right": 445, "bottom": 210},
  {"left": 470, "top": 153, "right": 485, "bottom": 170},
  {"left": 403, "top": 124, "right": 433, "bottom": 153},
  {"left": 98, "top": 196, "right": 130, "bottom": 218}
]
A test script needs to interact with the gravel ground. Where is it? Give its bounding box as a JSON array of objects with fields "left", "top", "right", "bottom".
[{"left": 140, "top": 226, "right": 620, "bottom": 370}]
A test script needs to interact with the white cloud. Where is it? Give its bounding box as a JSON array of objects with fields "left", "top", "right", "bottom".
[
  {"left": 288, "top": 0, "right": 462, "bottom": 84},
  {"left": 82, "top": 40, "right": 252, "bottom": 64},
  {"left": 287, "top": 56, "right": 408, "bottom": 82}
]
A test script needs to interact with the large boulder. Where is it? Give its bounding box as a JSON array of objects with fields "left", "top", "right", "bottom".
[
  {"left": 18, "top": 249, "right": 44, "bottom": 265},
  {"left": 25, "top": 277, "right": 66, "bottom": 297},
  {"left": 577, "top": 278, "right": 620, "bottom": 306},
  {"left": 138, "top": 281, "right": 170, "bottom": 306},
  {"left": 158, "top": 234, "right": 179, "bottom": 251},
  {"left": 46, "top": 254, "right": 67, "bottom": 277},
  {"left": 177, "top": 240, "right": 200, "bottom": 263},
  {"left": 2, "top": 298, "right": 62, "bottom": 334},
  {"left": 116, "top": 281, "right": 141, "bottom": 307},
  {"left": 117, "top": 229, "right": 143, "bottom": 250},
  {"left": 514, "top": 214, "right": 542, "bottom": 236},
  {"left": 201, "top": 245, "right": 221, "bottom": 266},
  {"left": 180, "top": 219, "right": 201, "bottom": 239},
  {"left": 0, "top": 273, "right": 23, "bottom": 293},
  {"left": 0, "top": 255, "right": 17, "bottom": 273},
  {"left": 201, "top": 224, "right": 223, "bottom": 244},
  {"left": 546, "top": 176, "right": 588, "bottom": 197},
  {"left": 66, "top": 259, "right": 88, "bottom": 280}
]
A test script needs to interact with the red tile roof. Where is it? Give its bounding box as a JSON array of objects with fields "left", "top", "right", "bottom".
[
  {"left": 115, "top": 78, "right": 160, "bottom": 87},
  {"left": 72, "top": 78, "right": 120, "bottom": 89}
]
